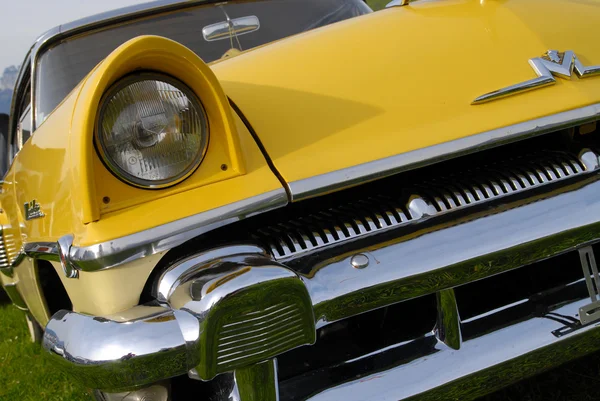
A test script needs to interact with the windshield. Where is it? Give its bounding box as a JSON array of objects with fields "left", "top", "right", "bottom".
[{"left": 35, "top": 0, "right": 371, "bottom": 123}]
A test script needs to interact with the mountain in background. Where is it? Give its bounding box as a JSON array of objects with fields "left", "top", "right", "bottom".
[{"left": 0, "top": 65, "right": 18, "bottom": 115}]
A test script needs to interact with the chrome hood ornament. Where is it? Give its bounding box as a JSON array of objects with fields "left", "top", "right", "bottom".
[{"left": 473, "top": 50, "right": 600, "bottom": 104}]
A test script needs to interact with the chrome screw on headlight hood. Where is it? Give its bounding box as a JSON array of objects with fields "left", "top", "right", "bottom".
[{"left": 95, "top": 73, "right": 209, "bottom": 189}]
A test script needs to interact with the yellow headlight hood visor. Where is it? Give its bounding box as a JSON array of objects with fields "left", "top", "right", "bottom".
[{"left": 70, "top": 35, "right": 244, "bottom": 223}]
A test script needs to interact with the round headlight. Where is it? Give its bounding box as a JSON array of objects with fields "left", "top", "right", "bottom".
[{"left": 95, "top": 73, "right": 209, "bottom": 189}]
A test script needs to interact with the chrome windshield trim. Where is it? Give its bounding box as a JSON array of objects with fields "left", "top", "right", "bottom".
[
  {"left": 30, "top": 0, "right": 219, "bottom": 129},
  {"left": 69, "top": 188, "right": 287, "bottom": 272},
  {"left": 288, "top": 103, "right": 600, "bottom": 201},
  {"left": 32, "top": 0, "right": 211, "bottom": 53}
]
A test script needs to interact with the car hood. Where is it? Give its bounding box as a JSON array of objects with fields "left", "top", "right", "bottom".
[{"left": 211, "top": 0, "right": 600, "bottom": 200}]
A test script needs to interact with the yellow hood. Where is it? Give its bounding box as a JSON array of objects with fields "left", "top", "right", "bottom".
[{"left": 211, "top": 0, "right": 600, "bottom": 199}]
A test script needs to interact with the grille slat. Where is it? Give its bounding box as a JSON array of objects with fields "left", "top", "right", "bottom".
[
  {"left": 255, "top": 150, "right": 598, "bottom": 260},
  {"left": 0, "top": 227, "right": 9, "bottom": 270},
  {"left": 217, "top": 325, "right": 304, "bottom": 358},
  {"left": 217, "top": 334, "right": 305, "bottom": 368},
  {"left": 215, "top": 300, "right": 306, "bottom": 369}
]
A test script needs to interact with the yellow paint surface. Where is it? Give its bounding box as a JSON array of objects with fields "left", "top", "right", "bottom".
[{"left": 212, "top": 0, "right": 600, "bottom": 184}]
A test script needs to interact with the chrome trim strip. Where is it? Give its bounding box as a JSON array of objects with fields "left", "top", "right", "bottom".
[
  {"left": 7, "top": 51, "right": 32, "bottom": 165},
  {"left": 22, "top": 242, "right": 59, "bottom": 262},
  {"left": 288, "top": 103, "right": 600, "bottom": 201},
  {"left": 57, "top": 235, "right": 78, "bottom": 279},
  {"left": 299, "top": 298, "right": 599, "bottom": 401},
  {"left": 70, "top": 189, "right": 287, "bottom": 272},
  {"left": 303, "top": 176, "right": 600, "bottom": 326},
  {"left": 12, "top": 189, "right": 286, "bottom": 272}
]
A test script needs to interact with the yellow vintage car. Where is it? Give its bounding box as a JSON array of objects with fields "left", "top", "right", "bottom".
[{"left": 2, "top": 0, "right": 600, "bottom": 399}]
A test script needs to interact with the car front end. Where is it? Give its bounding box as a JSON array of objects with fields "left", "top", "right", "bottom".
[{"left": 2, "top": 0, "right": 600, "bottom": 400}]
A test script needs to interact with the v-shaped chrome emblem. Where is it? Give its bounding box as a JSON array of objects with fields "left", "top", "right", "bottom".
[{"left": 473, "top": 50, "right": 600, "bottom": 104}]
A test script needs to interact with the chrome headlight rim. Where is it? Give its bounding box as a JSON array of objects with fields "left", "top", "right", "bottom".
[{"left": 94, "top": 71, "right": 210, "bottom": 190}]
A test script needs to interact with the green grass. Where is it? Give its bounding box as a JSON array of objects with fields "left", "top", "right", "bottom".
[
  {"left": 479, "top": 351, "right": 600, "bottom": 401},
  {"left": 0, "top": 301, "right": 92, "bottom": 401}
]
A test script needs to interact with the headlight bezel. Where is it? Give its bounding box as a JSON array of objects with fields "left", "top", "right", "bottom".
[{"left": 94, "top": 72, "right": 210, "bottom": 190}]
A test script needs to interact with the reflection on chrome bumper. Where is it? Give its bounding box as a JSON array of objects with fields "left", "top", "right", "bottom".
[
  {"left": 43, "top": 251, "right": 315, "bottom": 391},
  {"left": 43, "top": 307, "right": 195, "bottom": 390},
  {"left": 282, "top": 297, "right": 600, "bottom": 401}
]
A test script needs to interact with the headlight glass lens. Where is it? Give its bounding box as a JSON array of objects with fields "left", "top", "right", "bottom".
[{"left": 96, "top": 74, "right": 209, "bottom": 188}]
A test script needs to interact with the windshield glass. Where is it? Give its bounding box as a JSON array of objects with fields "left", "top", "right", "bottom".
[{"left": 35, "top": 0, "right": 371, "bottom": 123}]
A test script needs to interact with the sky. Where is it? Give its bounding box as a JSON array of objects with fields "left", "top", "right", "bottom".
[{"left": 0, "top": 0, "right": 150, "bottom": 70}]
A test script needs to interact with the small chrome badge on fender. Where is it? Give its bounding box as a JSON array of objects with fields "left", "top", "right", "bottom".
[{"left": 24, "top": 200, "right": 45, "bottom": 220}]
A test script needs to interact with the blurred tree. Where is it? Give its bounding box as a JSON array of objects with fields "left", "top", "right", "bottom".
[
  {"left": 0, "top": 65, "right": 18, "bottom": 90},
  {"left": 0, "top": 65, "right": 18, "bottom": 114},
  {"left": 0, "top": 90, "right": 12, "bottom": 115},
  {"left": 367, "top": 0, "right": 389, "bottom": 10}
]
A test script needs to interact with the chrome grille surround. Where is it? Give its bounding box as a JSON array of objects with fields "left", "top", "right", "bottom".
[{"left": 256, "top": 149, "right": 599, "bottom": 260}]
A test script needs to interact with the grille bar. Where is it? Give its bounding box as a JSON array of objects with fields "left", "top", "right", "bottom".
[
  {"left": 0, "top": 225, "right": 12, "bottom": 276},
  {"left": 256, "top": 149, "right": 599, "bottom": 260},
  {"left": 215, "top": 301, "right": 306, "bottom": 370}
]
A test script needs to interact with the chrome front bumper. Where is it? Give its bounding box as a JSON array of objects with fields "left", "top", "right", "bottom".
[
  {"left": 43, "top": 306, "right": 195, "bottom": 389},
  {"left": 282, "top": 296, "right": 600, "bottom": 401},
  {"left": 43, "top": 175, "right": 600, "bottom": 398},
  {"left": 43, "top": 250, "right": 316, "bottom": 391}
]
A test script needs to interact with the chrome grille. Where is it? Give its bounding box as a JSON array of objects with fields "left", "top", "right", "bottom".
[
  {"left": 256, "top": 150, "right": 599, "bottom": 259},
  {"left": 215, "top": 302, "right": 306, "bottom": 371},
  {"left": 419, "top": 150, "right": 588, "bottom": 212},
  {"left": 0, "top": 225, "right": 10, "bottom": 274}
]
